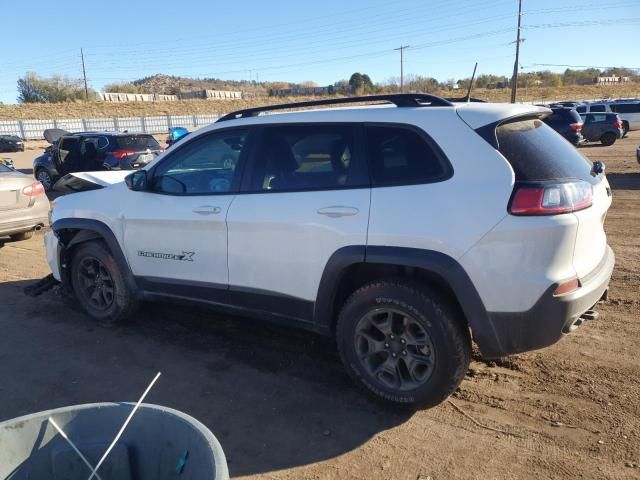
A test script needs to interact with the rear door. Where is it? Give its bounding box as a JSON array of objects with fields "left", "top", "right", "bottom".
[
  {"left": 226, "top": 123, "right": 370, "bottom": 317},
  {"left": 582, "top": 114, "right": 598, "bottom": 140},
  {"left": 55, "top": 136, "right": 82, "bottom": 174}
]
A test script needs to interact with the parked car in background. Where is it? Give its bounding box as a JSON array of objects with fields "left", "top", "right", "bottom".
[
  {"left": 0, "top": 163, "right": 49, "bottom": 241},
  {"left": 550, "top": 101, "right": 583, "bottom": 109},
  {"left": 166, "top": 127, "right": 190, "bottom": 147},
  {"left": 543, "top": 107, "right": 584, "bottom": 145},
  {"left": 580, "top": 113, "right": 624, "bottom": 146},
  {"left": 0, "top": 135, "right": 25, "bottom": 152},
  {"left": 33, "top": 130, "right": 163, "bottom": 191},
  {"left": 608, "top": 102, "right": 640, "bottom": 135},
  {"left": 575, "top": 101, "right": 640, "bottom": 135},
  {"left": 576, "top": 103, "right": 611, "bottom": 115}
]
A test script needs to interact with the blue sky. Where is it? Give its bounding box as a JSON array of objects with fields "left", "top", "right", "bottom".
[{"left": 2, "top": 0, "right": 639, "bottom": 104}]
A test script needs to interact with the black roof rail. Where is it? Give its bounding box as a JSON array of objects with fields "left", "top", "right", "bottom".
[
  {"left": 216, "top": 93, "right": 453, "bottom": 122},
  {"left": 444, "top": 96, "right": 487, "bottom": 103}
]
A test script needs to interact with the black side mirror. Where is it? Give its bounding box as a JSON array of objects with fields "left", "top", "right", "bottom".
[{"left": 125, "top": 170, "right": 148, "bottom": 191}]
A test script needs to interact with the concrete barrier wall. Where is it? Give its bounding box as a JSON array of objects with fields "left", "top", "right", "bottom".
[
  {"left": 95, "top": 93, "right": 179, "bottom": 102},
  {"left": 0, "top": 114, "right": 221, "bottom": 140},
  {"left": 177, "top": 90, "right": 242, "bottom": 100}
]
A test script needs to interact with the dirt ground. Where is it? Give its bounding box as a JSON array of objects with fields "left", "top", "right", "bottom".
[{"left": 1, "top": 133, "right": 639, "bottom": 479}]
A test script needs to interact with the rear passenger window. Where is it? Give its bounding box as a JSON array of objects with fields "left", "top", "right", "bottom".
[
  {"left": 590, "top": 105, "right": 606, "bottom": 113},
  {"left": 251, "top": 125, "right": 366, "bottom": 192},
  {"left": 366, "top": 126, "right": 449, "bottom": 186},
  {"left": 576, "top": 106, "right": 586, "bottom": 114}
]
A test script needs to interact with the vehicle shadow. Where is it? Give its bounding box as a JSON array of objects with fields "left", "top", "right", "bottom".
[
  {"left": 578, "top": 143, "right": 608, "bottom": 149},
  {"left": 17, "top": 168, "right": 33, "bottom": 175},
  {"left": 0, "top": 280, "right": 413, "bottom": 477},
  {"left": 606, "top": 172, "right": 640, "bottom": 191}
]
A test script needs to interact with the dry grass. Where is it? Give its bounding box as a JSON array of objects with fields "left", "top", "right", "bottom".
[{"left": 1, "top": 85, "right": 638, "bottom": 120}]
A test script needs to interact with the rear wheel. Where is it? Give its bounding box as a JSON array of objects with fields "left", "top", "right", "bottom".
[
  {"left": 600, "top": 132, "right": 616, "bottom": 146},
  {"left": 336, "top": 281, "right": 471, "bottom": 408},
  {"left": 36, "top": 169, "right": 54, "bottom": 191},
  {"left": 10, "top": 231, "right": 34, "bottom": 241},
  {"left": 70, "top": 241, "right": 138, "bottom": 323}
]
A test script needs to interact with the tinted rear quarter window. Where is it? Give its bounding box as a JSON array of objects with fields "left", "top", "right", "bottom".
[
  {"left": 496, "top": 118, "right": 596, "bottom": 184},
  {"left": 366, "top": 126, "right": 450, "bottom": 186},
  {"left": 590, "top": 105, "right": 606, "bottom": 113}
]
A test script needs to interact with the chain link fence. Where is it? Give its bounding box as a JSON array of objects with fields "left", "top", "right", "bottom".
[{"left": 0, "top": 114, "right": 221, "bottom": 140}]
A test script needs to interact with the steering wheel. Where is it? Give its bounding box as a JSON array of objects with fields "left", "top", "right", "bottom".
[{"left": 209, "top": 177, "right": 231, "bottom": 192}]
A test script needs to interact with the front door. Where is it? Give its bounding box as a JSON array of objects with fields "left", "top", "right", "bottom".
[{"left": 122, "top": 128, "right": 249, "bottom": 291}]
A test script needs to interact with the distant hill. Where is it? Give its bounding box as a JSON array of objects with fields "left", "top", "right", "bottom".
[{"left": 130, "top": 74, "right": 269, "bottom": 96}]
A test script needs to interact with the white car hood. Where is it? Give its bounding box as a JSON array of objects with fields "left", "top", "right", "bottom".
[{"left": 67, "top": 170, "right": 131, "bottom": 187}]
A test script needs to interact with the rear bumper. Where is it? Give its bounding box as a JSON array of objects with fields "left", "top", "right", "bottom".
[
  {"left": 0, "top": 216, "right": 48, "bottom": 237},
  {"left": 478, "top": 245, "right": 615, "bottom": 358},
  {"left": 564, "top": 132, "right": 584, "bottom": 145}
]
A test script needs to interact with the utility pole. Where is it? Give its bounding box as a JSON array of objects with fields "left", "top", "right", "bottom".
[
  {"left": 510, "top": 0, "right": 523, "bottom": 103},
  {"left": 80, "top": 48, "right": 89, "bottom": 100},
  {"left": 394, "top": 45, "right": 410, "bottom": 92}
]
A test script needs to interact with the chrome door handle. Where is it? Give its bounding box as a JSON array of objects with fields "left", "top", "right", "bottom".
[
  {"left": 193, "top": 205, "right": 221, "bottom": 215},
  {"left": 317, "top": 206, "right": 359, "bottom": 218}
]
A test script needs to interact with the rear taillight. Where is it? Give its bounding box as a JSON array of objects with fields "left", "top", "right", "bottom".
[
  {"left": 22, "top": 181, "right": 45, "bottom": 197},
  {"left": 554, "top": 278, "right": 579, "bottom": 296},
  {"left": 113, "top": 149, "right": 136, "bottom": 159},
  {"left": 509, "top": 180, "right": 593, "bottom": 216},
  {"left": 614, "top": 119, "right": 622, "bottom": 129},
  {"left": 569, "top": 123, "right": 582, "bottom": 132}
]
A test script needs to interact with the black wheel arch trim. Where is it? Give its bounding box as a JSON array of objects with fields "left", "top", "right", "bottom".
[
  {"left": 51, "top": 218, "right": 138, "bottom": 295},
  {"left": 315, "top": 245, "right": 503, "bottom": 356}
]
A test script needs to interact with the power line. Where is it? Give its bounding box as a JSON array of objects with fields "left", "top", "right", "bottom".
[
  {"left": 84, "top": 2, "right": 514, "bottom": 66},
  {"left": 525, "top": 18, "right": 640, "bottom": 29},
  {"left": 530, "top": 63, "right": 640, "bottom": 70}
]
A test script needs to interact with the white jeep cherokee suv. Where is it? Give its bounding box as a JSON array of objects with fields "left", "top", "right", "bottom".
[{"left": 42, "top": 94, "right": 614, "bottom": 407}]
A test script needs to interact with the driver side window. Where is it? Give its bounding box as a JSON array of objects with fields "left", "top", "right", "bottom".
[{"left": 151, "top": 129, "right": 247, "bottom": 195}]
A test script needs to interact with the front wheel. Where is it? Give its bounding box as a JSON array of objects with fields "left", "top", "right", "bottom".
[
  {"left": 600, "top": 132, "right": 617, "bottom": 146},
  {"left": 336, "top": 281, "right": 471, "bottom": 408},
  {"left": 70, "top": 241, "right": 138, "bottom": 324}
]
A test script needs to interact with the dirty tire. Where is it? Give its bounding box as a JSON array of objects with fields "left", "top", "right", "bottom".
[
  {"left": 70, "top": 241, "right": 138, "bottom": 324},
  {"left": 621, "top": 121, "right": 629, "bottom": 137},
  {"left": 10, "top": 231, "right": 34, "bottom": 241},
  {"left": 600, "top": 132, "right": 616, "bottom": 146},
  {"left": 336, "top": 281, "right": 471, "bottom": 408}
]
